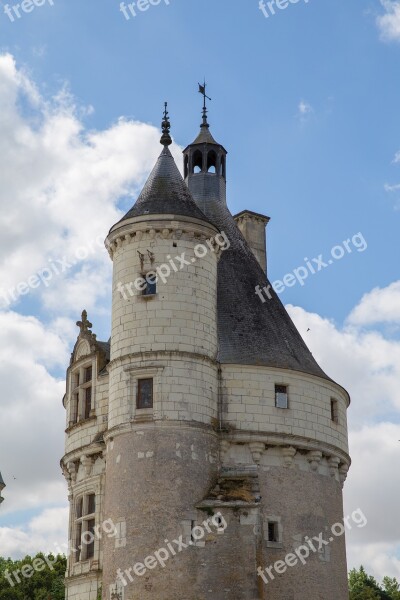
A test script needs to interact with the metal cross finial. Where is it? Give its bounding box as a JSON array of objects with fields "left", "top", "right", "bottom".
[
  {"left": 160, "top": 101, "right": 172, "bottom": 146},
  {"left": 198, "top": 80, "right": 211, "bottom": 128},
  {"left": 76, "top": 310, "right": 92, "bottom": 334}
]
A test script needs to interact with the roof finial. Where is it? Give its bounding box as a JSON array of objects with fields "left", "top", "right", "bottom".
[
  {"left": 76, "top": 310, "right": 92, "bottom": 334},
  {"left": 198, "top": 80, "right": 211, "bottom": 128},
  {"left": 160, "top": 102, "right": 172, "bottom": 147}
]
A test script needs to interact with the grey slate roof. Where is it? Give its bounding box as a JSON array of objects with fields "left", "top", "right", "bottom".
[
  {"left": 115, "top": 146, "right": 212, "bottom": 226},
  {"left": 97, "top": 340, "right": 110, "bottom": 361},
  {"left": 0, "top": 471, "right": 5, "bottom": 489},
  {"left": 196, "top": 184, "right": 331, "bottom": 381}
]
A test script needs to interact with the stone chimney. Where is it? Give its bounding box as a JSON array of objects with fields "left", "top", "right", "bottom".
[{"left": 234, "top": 210, "right": 270, "bottom": 273}]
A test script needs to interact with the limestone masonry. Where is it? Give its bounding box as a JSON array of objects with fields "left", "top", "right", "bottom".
[{"left": 61, "top": 99, "right": 351, "bottom": 599}]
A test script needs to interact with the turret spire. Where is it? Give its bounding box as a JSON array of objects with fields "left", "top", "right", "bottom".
[
  {"left": 160, "top": 102, "right": 172, "bottom": 147},
  {"left": 198, "top": 80, "right": 211, "bottom": 128}
]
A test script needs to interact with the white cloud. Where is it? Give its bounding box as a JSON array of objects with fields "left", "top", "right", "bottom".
[
  {"left": 0, "top": 53, "right": 183, "bottom": 315},
  {"left": 0, "top": 507, "right": 68, "bottom": 558},
  {"left": 0, "top": 312, "right": 68, "bottom": 516},
  {"left": 347, "top": 281, "right": 400, "bottom": 326},
  {"left": 287, "top": 305, "right": 400, "bottom": 425},
  {"left": 287, "top": 303, "right": 400, "bottom": 582},
  {"left": 344, "top": 423, "right": 400, "bottom": 580},
  {"left": 377, "top": 1, "right": 400, "bottom": 42}
]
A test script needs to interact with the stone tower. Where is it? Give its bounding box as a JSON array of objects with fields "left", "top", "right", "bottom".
[{"left": 61, "top": 98, "right": 351, "bottom": 600}]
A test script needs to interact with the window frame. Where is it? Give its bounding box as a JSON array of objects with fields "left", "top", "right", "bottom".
[
  {"left": 275, "top": 384, "right": 289, "bottom": 409},
  {"left": 137, "top": 378, "right": 154, "bottom": 410},
  {"left": 69, "top": 359, "right": 95, "bottom": 426},
  {"left": 331, "top": 398, "right": 339, "bottom": 424},
  {"left": 74, "top": 493, "right": 96, "bottom": 563}
]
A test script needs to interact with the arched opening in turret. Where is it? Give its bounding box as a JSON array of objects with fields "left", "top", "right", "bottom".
[
  {"left": 192, "top": 150, "right": 203, "bottom": 174},
  {"left": 221, "top": 155, "right": 226, "bottom": 179},
  {"left": 184, "top": 155, "right": 189, "bottom": 178},
  {"left": 207, "top": 150, "right": 217, "bottom": 174}
]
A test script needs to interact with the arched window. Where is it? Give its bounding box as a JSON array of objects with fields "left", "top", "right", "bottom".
[
  {"left": 221, "top": 155, "right": 226, "bottom": 179},
  {"left": 207, "top": 150, "right": 217, "bottom": 173},
  {"left": 184, "top": 155, "right": 189, "bottom": 179},
  {"left": 192, "top": 150, "right": 203, "bottom": 174}
]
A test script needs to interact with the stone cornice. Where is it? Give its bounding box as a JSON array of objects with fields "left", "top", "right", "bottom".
[
  {"left": 106, "top": 216, "right": 220, "bottom": 260},
  {"left": 107, "top": 349, "right": 218, "bottom": 371}
]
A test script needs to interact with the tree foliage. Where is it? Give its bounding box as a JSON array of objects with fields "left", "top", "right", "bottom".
[
  {"left": 349, "top": 567, "right": 400, "bottom": 600},
  {"left": 0, "top": 554, "right": 66, "bottom": 600}
]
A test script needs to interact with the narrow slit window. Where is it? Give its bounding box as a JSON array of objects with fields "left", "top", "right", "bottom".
[
  {"left": 268, "top": 521, "right": 279, "bottom": 543},
  {"left": 137, "top": 378, "right": 153, "bottom": 409},
  {"left": 331, "top": 399, "right": 339, "bottom": 424},
  {"left": 84, "top": 387, "right": 92, "bottom": 419},
  {"left": 275, "top": 385, "right": 288, "bottom": 409}
]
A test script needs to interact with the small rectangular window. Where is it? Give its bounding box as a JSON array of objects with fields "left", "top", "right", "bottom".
[
  {"left": 275, "top": 385, "right": 288, "bottom": 409},
  {"left": 74, "top": 373, "right": 80, "bottom": 388},
  {"left": 84, "top": 366, "right": 92, "bottom": 383},
  {"left": 331, "top": 399, "right": 339, "bottom": 424},
  {"left": 142, "top": 273, "right": 157, "bottom": 296},
  {"left": 268, "top": 521, "right": 279, "bottom": 543},
  {"left": 137, "top": 378, "right": 153, "bottom": 409},
  {"left": 84, "top": 387, "right": 92, "bottom": 419}
]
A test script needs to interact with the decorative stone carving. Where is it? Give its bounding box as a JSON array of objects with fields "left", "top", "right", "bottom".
[
  {"left": 249, "top": 442, "right": 265, "bottom": 464},
  {"left": 81, "top": 455, "right": 93, "bottom": 477},
  {"left": 307, "top": 450, "right": 323, "bottom": 472},
  {"left": 282, "top": 446, "right": 297, "bottom": 467},
  {"left": 328, "top": 456, "right": 341, "bottom": 478},
  {"left": 67, "top": 461, "right": 77, "bottom": 484},
  {"left": 339, "top": 463, "right": 349, "bottom": 488}
]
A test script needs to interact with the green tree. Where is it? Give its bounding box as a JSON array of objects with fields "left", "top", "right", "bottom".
[
  {"left": 0, "top": 553, "right": 66, "bottom": 600},
  {"left": 383, "top": 577, "right": 400, "bottom": 600},
  {"left": 349, "top": 566, "right": 392, "bottom": 600}
]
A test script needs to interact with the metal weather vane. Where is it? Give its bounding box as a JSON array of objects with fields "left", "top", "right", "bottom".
[{"left": 198, "top": 80, "right": 211, "bottom": 127}]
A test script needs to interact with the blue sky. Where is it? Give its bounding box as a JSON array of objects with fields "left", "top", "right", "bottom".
[{"left": 1, "top": 0, "right": 400, "bottom": 583}]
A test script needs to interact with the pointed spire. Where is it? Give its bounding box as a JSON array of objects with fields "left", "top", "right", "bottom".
[
  {"left": 198, "top": 80, "right": 211, "bottom": 129},
  {"left": 160, "top": 102, "right": 172, "bottom": 147}
]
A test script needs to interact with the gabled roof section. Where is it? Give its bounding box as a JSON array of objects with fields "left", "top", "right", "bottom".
[{"left": 114, "top": 146, "right": 212, "bottom": 226}]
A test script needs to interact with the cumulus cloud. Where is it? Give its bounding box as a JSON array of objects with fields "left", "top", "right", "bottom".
[
  {"left": 347, "top": 281, "right": 400, "bottom": 326},
  {"left": 288, "top": 305, "right": 400, "bottom": 426},
  {"left": 0, "top": 53, "right": 183, "bottom": 315},
  {"left": 0, "top": 507, "right": 68, "bottom": 558},
  {"left": 288, "top": 303, "right": 400, "bottom": 581},
  {"left": 377, "top": 1, "right": 400, "bottom": 42},
  {"left": 0, "top": 312, "right": 68, "bottom": 516}
]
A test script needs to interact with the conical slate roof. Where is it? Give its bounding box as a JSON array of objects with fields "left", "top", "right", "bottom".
[
  {"left": 0, "top": 471, "right": 5, "bottom": 490},
  {"left": 116, "top": 146, "right": 212, "bottom": 225},
  {"left": 204, "top": 198, "right": 330, "bottom": 380}
]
